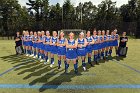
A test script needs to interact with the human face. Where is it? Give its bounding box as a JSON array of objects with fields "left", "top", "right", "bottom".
[
  {"left": 69, "top": 33, "right": 74, "bottom": 39},
  {"left": 87, "top": 31, "right": 90, "bottom": 37},
  {"left": 53, "top": 31, "right": 57, "bottom": 37}
]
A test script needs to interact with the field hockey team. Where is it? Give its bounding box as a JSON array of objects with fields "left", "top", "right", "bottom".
[{"left": 22, "top": 29, "right": 120, "bottom": 74}]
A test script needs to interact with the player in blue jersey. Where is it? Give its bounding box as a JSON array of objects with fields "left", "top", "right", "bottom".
[
  {"left": 50, "top": 31, "right": 58, "bottom": 68},
  {"left": 86, "top": 31, "right": 94, "bottom": 66},
  {"left": 37, "top": 31, "right": 42, "bottom": 61},
  {"left": 22, "top": 30, "right": 26, "bottom": 54},
  {"left": 77, "top": 32, "right": 87, "bottom": 71},
  {"left": 44, "top": 31, "right": 51, "bottom": 64},
  {"left": 25, "top": 31, "right": 30, "bottom": 56},
  {"left": 109, "top": 31, "right": 115, "bottom": 56},
  {"left": 101, "top": 30, "right": 106, "bottom": 60},
  {"left": 92, "top": 30, "right": 99, "bottom": 64},
  {"left": 65, "top": 32, "right": 78, "bottom": 74},
  {"left": 113, "top": 29, "right": 119, "bottom": 56},
  {"left": 105, "top": 30, "right": 110, "bottom": 60},
  {"left": 57, "top": 31, "right": 67, "bottom": 69},
  {"left": 39, "top": 31, "right": 46, "bottom": 62},
  {"left": 32, "top": 32, "right": 38, "bottom": 58},
  {"left": 28, "top": 31, "right": 34, "bottom": 57},
  {"left": 97, "top": 30, "right": 102, "bottom": 62}
]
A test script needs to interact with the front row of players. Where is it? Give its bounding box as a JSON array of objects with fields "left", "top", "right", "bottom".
[{"left": 22, "top": 29, "right": 119, "bottom": 74}]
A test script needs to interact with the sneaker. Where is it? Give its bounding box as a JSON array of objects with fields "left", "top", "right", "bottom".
[
  {"left": 47, "top": 59, "right": 49, "bottom": 63},
  {"left": 44, "top": 62, "right": 47, "bottom": 65},
  {"left": 74, "top": 70, "right": 78, "bottom": 74},
  {"left": 50, "top": 64, "right": 53, "bottom": 68},
  {"left": 33, "top": 56, "right": 36, "bottom": 58},
  {"left": 40, "top": 59, "right": 44, "bottom": 62},
  {"left": 26, "top": 54, "right": 29, "bottom": 56},
  {"left": 65, "top": 68, "right": 68, "bottom": 74},
  {"left": 83, "top": 67, "right": 86, "bottom": 71},
  {"left": 58, "top": 65, "right": 61, "bottom": 69}
]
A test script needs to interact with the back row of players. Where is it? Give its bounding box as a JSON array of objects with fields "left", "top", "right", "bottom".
[{"left": 22, "top": 29, "right": 119, "bottom": 74}]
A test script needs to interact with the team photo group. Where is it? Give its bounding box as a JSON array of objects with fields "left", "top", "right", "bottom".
[{"left": 17, "top": 29, "right": 128, "bottom": 74}]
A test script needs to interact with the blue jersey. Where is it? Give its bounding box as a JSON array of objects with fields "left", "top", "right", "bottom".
[
  {"left": 86, "top": 37, "right": 93, "bottom": 53},
  {"left": 67, "top": 39, "right": 76, "bottom": 50},
  {"left": 45, "top": 36, "right": 51, "bottom": 44},
  {"left": 66, "top": 39, "right": 77, "bottom": 59},
  {"left": 58, "top": 38, "right": 66, "bottom": 46},
  {"left": 92, "top": 35, "right": 98, "bottom": 43},
  {"left": 29, "top": 35, "right": 34, "bottom": 41},
  {"left": 86, "top": 37, "right": 92, "bottom": 43},
  {"left": 33, "top": 36, "right": 38, "bottom": 42},
  {"left": 51, "top": 37, "right": 57, "bottom": 45},
  {"left": 78, "top": 38, "right": 85, "bottom": 46},
  {"left": 57, "top": 38, "right": 66, "bottom": 56},
  {"left": 77, "top": 38, "right": 86, "bottom": 56}
]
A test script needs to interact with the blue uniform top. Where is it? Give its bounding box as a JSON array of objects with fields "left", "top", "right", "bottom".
[
  {"left": 58, "top": 38, "right": 66, "bottom": 47},
  {"left": 86, "top": 37, "right": 93, "bottom": 44},
  {"left": 25, "top": 35, "right": 29, "bottom": 41},
  {"left": 29, "top": 35, "right": 34, "bottom": 41},
  {"left": 97, "top": 35, "right": 102, "bottom": 43},
  {"left": 92, "top": 35, "right": 98, "bottom": 44},
  {"left": 51, "top": 37, "right": 57, "bottom": 45},
  {"left": 67, "top": 39, "right": 76, "bottom": 50},
  {"left": 104, "top": 35, "right": 107, "bottom": 41},
  {"left": 111, "top": 35, "right": 115, "bottom": 40},
  {"left": 115, "top": 34, "right": 119, "bottom": 40},
  {"left": 33, "top": 36, "right": 38, "bottom": 43},
  {"left": 45, "top": 36, "right": 51, "bottom": 44},
  {"left": 78, "top": 38, "right": 85, "bottom": 49}
]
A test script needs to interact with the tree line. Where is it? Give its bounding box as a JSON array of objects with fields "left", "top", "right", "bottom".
[{"left": 0, "top": 0, "right": 140, "bottom": 38}]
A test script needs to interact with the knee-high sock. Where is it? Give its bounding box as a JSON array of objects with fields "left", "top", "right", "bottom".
[
  {"left": 109, "top": 49, "right": 112, "bottom": 55},
  {"left": 45, "top": 56, "right": 48, "bottom": 62},
  {"left": 74, "top": 63, "right": 78, "bottom": 71},
  {"left": 88, "top": 57, "right": 91, "bottom": 64},
  {"left": 58, "top": 60, "right": 61, "bottom": 66},
  {"left": 101, "top": 52, "right": 104, "bottom": 58},
  {"left": 51, "top": 58, "right": 54, "bottom": 64},
  {"left": 82, "top": 60, "right": 86, "bottom": 67},
  {"left": 105, "top": 51, "right": 108, "bottom": 57}
]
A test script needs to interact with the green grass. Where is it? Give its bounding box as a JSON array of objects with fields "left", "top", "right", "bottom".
[{"left": 0, "top": 39, "right": 140, "bottom": 93}]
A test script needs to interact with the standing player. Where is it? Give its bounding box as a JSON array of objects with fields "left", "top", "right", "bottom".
[
  {"left": 101, "top": 30, "right": 106, "bottom": 60},
  {"left": 44, "top": 31, "right": 51, "bottom": 64},
  {"left": 25, "top": 31, "right": 30, "bottom": 56},
  {"left": 57, "top": 31, "right": 66, "bottom": 69},
  {"left": 28, "top": 31, "right": 34, "bottom": 57},
  {"left": 50, "top": 31, "right": 58, "bottom": 68},
  {"left": 109, "top": 31, "right": 115, "bottom": 57},
  {"left": 76, "top": 32, "right": 87, "bottom": 71},
  {"left": 32, "top": 32, "right": 38, "bottom": 58},
  {"left": 92, "top": 30, "right": 98, "bottom": 64},
  {"left": 105, "top": 30, "right": 110, "bottom": 60},
  {"left": 39, "top": 31, "right": 46, "bottom": 62},
  {"left": 37, "top": 31, "right": 42, "bottom": 60},
  {"left": 65, "top": 32, "right": 78, "bottom": 74},
  {"left": 97, "top": 30, "right": 102, "bottom": 62},
  {"left": 22, "top": 30, "right": 26, "bottom": 54},
  {"left": 113, "top": 29, "right": 119, "bottom": 56},
  {"left": 86, "top": 31, "right": 94, "bottom": 66}
]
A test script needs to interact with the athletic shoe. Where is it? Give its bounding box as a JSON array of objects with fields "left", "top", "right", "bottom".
[
  {"left": 47, "top": 59, "right": 49, "bottom": 63},
  {"left": 40, "top": 59, "right": 44, "bottom": 62},
  {"left": 83, "top": 67, "right": 86, "bottom": 71},
  {"left": 50, "top": 64, "right": 53, "bottom": 68},
  {"left": 44, "top": 62, "right": 47, "bottom": 65},
  {"left": 33, "top": 56, "right": 36, "bottom": 58},
  {"left": 26, "top": 54, "right": 29, "bottom": 56}
]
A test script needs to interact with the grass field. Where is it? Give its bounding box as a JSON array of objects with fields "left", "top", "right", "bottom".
[{"left": 0, "top": 39, "right": 140, "bottom": 93}]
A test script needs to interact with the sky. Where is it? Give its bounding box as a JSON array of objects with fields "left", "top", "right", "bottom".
[{"left": 18, "top": 0, "right": 128, "bottom": 7}]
